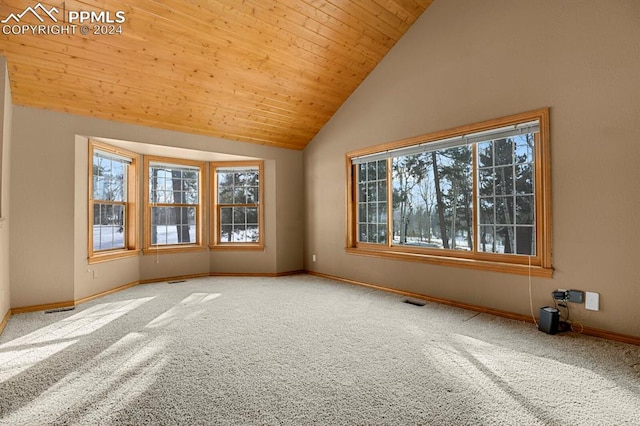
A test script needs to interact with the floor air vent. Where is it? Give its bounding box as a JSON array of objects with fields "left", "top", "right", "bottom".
[
  {"left": 403, "top": 298, "right": 426, "bottom": 307},
  {"left": 45, "top": 307, "right": 75, "bottom": 314},
  {"left": 167, "top": 280, "right": 187, "bottom": 284}
]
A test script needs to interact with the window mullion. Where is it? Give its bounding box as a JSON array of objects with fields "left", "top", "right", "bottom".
[
  {"left": 350, "top": 163, "right": 358, "bottom": 248},
  {"left": 472, "top": 144, "right": 478, "bottom": 254},
  {"left": 534, "top": 132, "right": 543, "bottom": 263},
  {"left": 386, "top": 157, "right": 392, "bottom": 248}
]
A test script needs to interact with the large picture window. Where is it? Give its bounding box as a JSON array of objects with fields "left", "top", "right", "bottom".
[
  {"left": 211, "top": 161, "right": 264, "bottom": 250},
  {"left": 346, "top": 109, "right": 551, "bottom": 276},
  {"left": 144, "top": 157, "right": 205, "bottom": 253},
  {"left": 88, "top": 141, "right": 139, "bottom": 262}
]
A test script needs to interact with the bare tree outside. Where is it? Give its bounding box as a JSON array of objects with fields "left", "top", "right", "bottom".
[{"left": 390, "top": 147, "right": 472, "bottom": 251}]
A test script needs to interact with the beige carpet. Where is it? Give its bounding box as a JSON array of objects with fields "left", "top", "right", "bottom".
[{"left": 1, "top": 274, "right": 639, "bottom": 425}]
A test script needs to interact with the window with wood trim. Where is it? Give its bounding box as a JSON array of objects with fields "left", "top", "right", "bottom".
[
  {"left": 144, "top": 157, "right": 205, "bottom": 253},
  {"left": 346, "top": 109, "right": 552, "bottom": 277},
  {"left": 210, "top": 161, "right": 264, "bottom": 250},
  {"left": 88, "top": 140, "right": 139, "bottom": 263}
]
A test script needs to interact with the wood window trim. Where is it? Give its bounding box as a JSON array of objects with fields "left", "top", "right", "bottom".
[
  {"left": 345, "top": 108, "right": 552, "bottom": 277},
  {"left": 210, "top": 160, "right": 264, "bottom": 251},
  {"left": 143, "top": 155, "right": 206, "bottom": 254},
  {"left": 88, "top": 140, "right": 140, "bottom": 264}
]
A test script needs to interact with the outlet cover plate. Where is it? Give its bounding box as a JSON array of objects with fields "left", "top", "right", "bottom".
[{"left": 585, "top": 291, "right": 600, "bottom": 311}]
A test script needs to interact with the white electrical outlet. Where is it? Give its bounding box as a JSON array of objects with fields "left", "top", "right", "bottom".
[
  {"left": 585, "top": 291, "right": 599, "bottom": 311},
  {"left": 312, "top": 254, "right": 316, "bottom": 262}
]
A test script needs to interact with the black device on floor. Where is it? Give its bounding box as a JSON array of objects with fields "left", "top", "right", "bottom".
[{"left": 538, "top": 307, "right": 559, "bottom": 334}]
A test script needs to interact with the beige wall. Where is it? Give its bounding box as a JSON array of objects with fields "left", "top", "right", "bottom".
[
  {"left": 0, "top": 58, "right": 11, "bottom": 321},
  {"left": 304, "top": 0, "right": 640, "bottom": 337},
  {"left": 11, "top": 106, "right": 303, "bottom": 307}
]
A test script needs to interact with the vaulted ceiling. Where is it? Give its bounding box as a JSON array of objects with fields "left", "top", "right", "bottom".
[{"left": 0, "top": 0, "right": 432, "bottom": 149}]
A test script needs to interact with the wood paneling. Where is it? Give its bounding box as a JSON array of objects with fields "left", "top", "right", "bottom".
[{"left": 0, "top": 0, "right": 432, "bottom": 149}]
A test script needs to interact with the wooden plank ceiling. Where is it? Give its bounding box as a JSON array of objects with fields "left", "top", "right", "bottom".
[{"left": 0, "top": 0, "right": 432, "bottom": 149}]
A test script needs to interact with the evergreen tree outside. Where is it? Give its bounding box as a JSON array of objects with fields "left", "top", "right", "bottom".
[
  {"left": 217, "top": 167, "right": 260, "bottom": 243},
  {"left": 357, "top": 132, "right": 535, "bottom": 256},
  {"left": 477, "top": 134, "right": 535, "bottom": 255},
  {"left": 390, "top": 147, "right": 472, "bottom": 251}
]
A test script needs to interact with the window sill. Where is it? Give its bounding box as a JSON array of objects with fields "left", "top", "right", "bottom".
[
  {"left": 345, "top": 247, "right": 553, "bottom": 278},
  {"left": 143, "top": 245, "right": 207, "bottom": 255},
  {"left": 88, "top": 250, "right": 140, "bottom": 264},
  {"left": 209, "top": 244, "right": 264, "bottom": 251}
]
